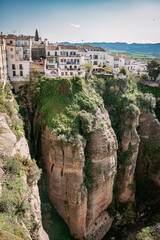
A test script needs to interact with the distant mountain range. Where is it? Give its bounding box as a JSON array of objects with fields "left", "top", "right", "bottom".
[{"left": 60, "top": 42, "right": 160, "bottom": 53}]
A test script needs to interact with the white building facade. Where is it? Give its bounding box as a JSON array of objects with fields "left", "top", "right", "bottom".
[
  {"left": 77, "top": 45, "right": 108, "bottom": 69},
  {"left": 0, "top": 35, "right": 7, "bottom": 86},
  {"left": 44, "top": 44, "right": 109, "bottom": 78},
  {"left": 45, "top": 45, "right": 86, "bottom": 78},
  {"left": 6, "top": 34, "right": 32, "bottom": 82},
  {"left": 106, "top": 53, "right": 148, "bottom": 76}
]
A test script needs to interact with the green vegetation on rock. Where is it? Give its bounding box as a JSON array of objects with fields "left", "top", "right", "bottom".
[
  {"left": 0, "top": 82, "right": 24, "bottom": 140},
  {"left": 0, "top": 154, "right": 41, "bottom": 239},
  {"left": 27, "top": 76, "right": 103, "bottom": 138}
]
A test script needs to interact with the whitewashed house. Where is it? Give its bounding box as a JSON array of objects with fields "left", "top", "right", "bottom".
[
  {"left": 45, "top": 45, "right": 85, "bottom": 78},
  {"left": 6, "top": 34, "right": 32, "bottom": 82},
  {"left": 0, "top": 34, "right": 7, "bottom": 86},
  {"left": 78, "top": 45, "right": 108, "bottom": 70},
  {"left": 106, "top": 53, "right": 148, "bottom": 76}
]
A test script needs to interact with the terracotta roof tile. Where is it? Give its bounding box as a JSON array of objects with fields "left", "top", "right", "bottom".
[
  {"left": 79, "top": 45, "right": 106, "bottom": 52},
  {"left": 46, "top": 45, "right": 58, "bottom": 50},
  {"left": 59, "top": 45, "right": 78, "bottom": 50}
]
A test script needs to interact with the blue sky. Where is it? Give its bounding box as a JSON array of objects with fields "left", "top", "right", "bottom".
[{"left": 0, "top": 0, "right": 160, "bottom": 43}]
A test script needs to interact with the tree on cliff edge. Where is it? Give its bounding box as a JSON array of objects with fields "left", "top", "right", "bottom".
[
  {"left": 147, "top": 60, "right": 160, "bottom": 81},
  {"left": 35, "top": 29, "right": 39, "bottom": 41}
]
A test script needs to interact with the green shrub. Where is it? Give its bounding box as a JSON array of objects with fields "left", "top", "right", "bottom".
[
  {"left": 9, "top": 117, "right": 24, "bottom": 141},
  {"left": 124, "top": 103, "right": 140, "bottom": 119},
  {"left": 5, "top": 157, "right": 21, "bottom": 175},
  {"left": 141, "top": 74, "right": 148, "bottom": 81},
  {"left": 77, "top": 110, "right": 94, "bottom": 134},
  {"left": 0, "top": 213, "right": 30, "bottom": 240},
  {"left": 0, "top": 188, "right": 18, "bottom": 213},
  {"left": 27, "top": 160, "right": 42, "bottom": 185},
  {"left": 136, "top": 226, "right": 153, "bottom": 240},
  {"left": 57, "top": 78, "right": 72, "bottom": 95},
  {"left": 123, "top": 202, "right": 135, "bottom": 223},
  {"left": 120, "top": 67, "right": 127, "bottom": 75},
  {"left": 57, "top": 134, "right": 68, "bottom": 145},
  {"left": 141, "top": 93, "right": 156, "bottom": 111},
  {"left": 68, "top": 134, "right": 84, "bottom": 147}
]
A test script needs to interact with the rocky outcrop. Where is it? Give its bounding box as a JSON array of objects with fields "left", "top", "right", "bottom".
[
  {"left": 41, "top": 108, "right": 117, "bottom": 239},
  {"left": 0, "top": 82, "right": 48, "bottom": 240},
  {"left": 116, "top": 115, "right": 140, "bottom": 203},
  {"left": 136, "top": 109, "right": 160, "bottom": 204}
]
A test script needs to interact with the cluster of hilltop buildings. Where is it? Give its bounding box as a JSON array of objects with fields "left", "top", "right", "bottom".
[{"left": 0, "top": 33, "right": 148, "bottom": 85}]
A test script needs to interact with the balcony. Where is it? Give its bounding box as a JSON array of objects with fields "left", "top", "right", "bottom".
[{"left": 66, "top": 61, "right": 80, "bottom": 65}]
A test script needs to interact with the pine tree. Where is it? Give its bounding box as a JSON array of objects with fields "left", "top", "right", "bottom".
[{"left": 35, "top": 29, "right": 39, "bottom": 41}]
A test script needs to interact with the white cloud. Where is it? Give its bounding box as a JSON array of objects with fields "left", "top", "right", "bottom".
[{"left": 70, "top": 23, "right": 80, "bottom": 28}]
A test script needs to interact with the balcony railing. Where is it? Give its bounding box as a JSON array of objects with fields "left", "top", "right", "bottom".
[{"left": 66, "top": 61, "right": 80, "bottom": 64}]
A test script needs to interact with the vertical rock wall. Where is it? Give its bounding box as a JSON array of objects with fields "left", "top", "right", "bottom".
[
  {"left": 41, "top": 109, "right": 117, "bottom": 240},
  {"left": 136, "top": 109, "right": 160, "bottom": 204},
  {"left": 116, "top": 116, "right": 140, "bottom": 203}
]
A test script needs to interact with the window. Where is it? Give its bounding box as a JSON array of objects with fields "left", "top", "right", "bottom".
[
  {"left": 77, "top": 59, "right": 79, "bottom": 63},
  {"left": 10, "top": 48, "right": 13, "bottom": 51},
  {"left": 74, "top": 66, "right": 76, "bottom": 69},
  {"left": 61, "top": 59, "right": 63, "bottom": 62},
  {"left": 55, "top": 52, "right": 57, "bottom": 56},
  {"left": 19, "top": 64, "right": 23, "bottom": 70},
  {"left": 47, "top": 65, "right": 55, "bottom": 69},
  {"left": 70, "top": 72, "right": 73, "bottom": 76},
  {"left": 12, "top": 64, "right": 15, "bottom": 70},
  {"left": 61, "top": 72, "right": 64, "bottom": 76},
  {"left": 48, "top": 51, "right": 50, "bottom": 56},
  {"left": 65, "top": 72, "right": 68, "bottom": 76},
  {"left": 10, "top": 40, "right": 12, "bottom": 44},
  {"left": 114, "top": 64, "right": 119, "bottom": 68},
  {"left": 20, "top": 71, "right": 23, "bottom": 76},
  {"left": 13, "top": 71, "right": 16, "bottom": 76},
  {"left": 78, "top": 72, "right": 81, "bottom": 75},
  {"left": 93, "top": 61, "right": 98, "bottom": 65},
  {"left": 64, "top": 59, "right": 66, "bottom": 62},
  {"left": 93, "top": 55, "right": 98, "bottom": 59},
  {"left": 11, "top": 55, "right": 14, "bottom": 58}
]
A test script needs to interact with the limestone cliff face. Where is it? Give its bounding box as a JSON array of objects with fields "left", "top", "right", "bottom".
[
  {"left": 116, "top": 115, "right": 140, "bottom": 203},
  {"left": 41, "top": 108, "right": 117, "bottom": 240},
  {"left": 136, "top": 109, "right": 160, "bottom": 204},
  {"left": 0, "top": 82, "right": 48, "bottom": 240}
]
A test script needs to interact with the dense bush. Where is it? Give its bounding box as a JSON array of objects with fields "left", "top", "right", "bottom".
[
  {"left": 141, "top": 93, "right": 156, "bottom": 111},
  {"left": 27, "top": 160, "right": 42, "bottom": 185},
  {"left": 120, "top": 67, "right": 127, "bottom": 75},
  {"left": 141, "top": 74, "right": 148, "bottom": 81},
  {"left": 136, "top": 226, "right": 153, "bottom": 240},
  {"left": 124, "top": 103, "right": 140, "bottom": 119},
  {"left": 77, "top": 110, "right": 94, "bottom": 135}
]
